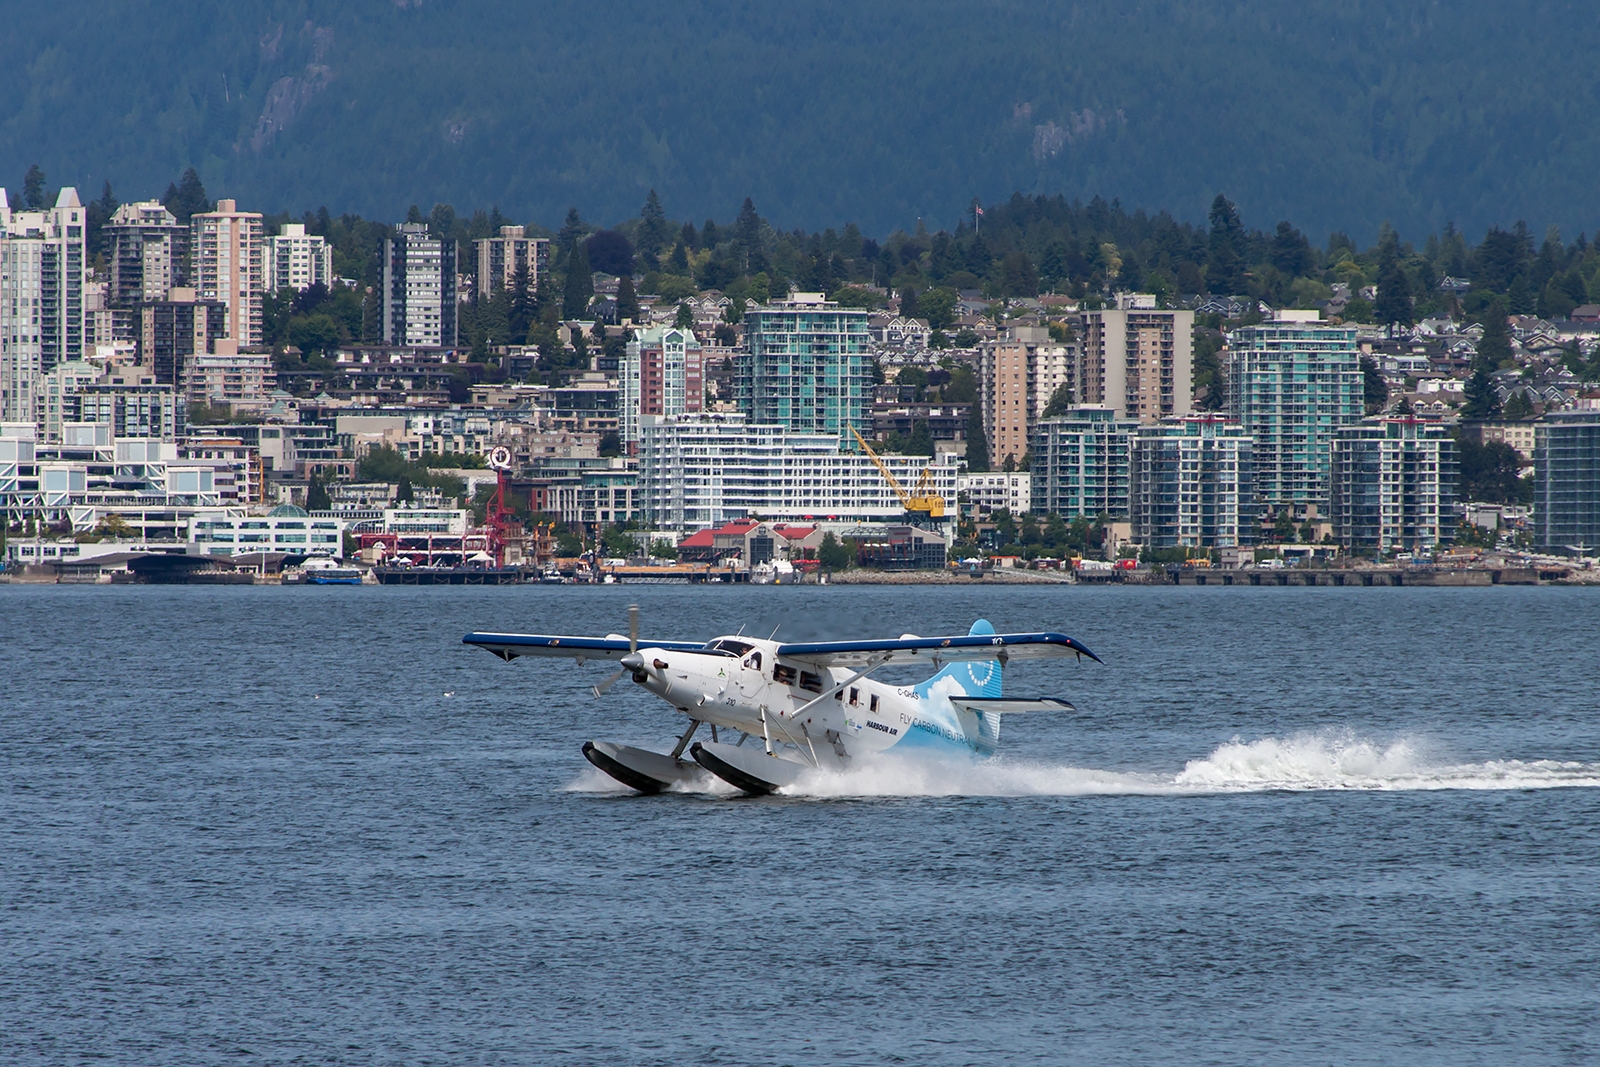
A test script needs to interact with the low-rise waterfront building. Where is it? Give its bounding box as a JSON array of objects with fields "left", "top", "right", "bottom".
[
  {"left": 638, "top": 413, "right": 958, "bottom": 533},
  {"left": 958, "top": 472, "right": 1032, "bottom": 519},
  {"left": 190, "top": 503, "right": 346, "bottom": 557}
]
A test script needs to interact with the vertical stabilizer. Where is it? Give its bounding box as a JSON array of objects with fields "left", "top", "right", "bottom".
[{"left": 914, "top": 620, "right": 1004, "bottom": 753}]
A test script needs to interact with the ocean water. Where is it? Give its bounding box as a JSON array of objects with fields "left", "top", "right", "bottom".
[{"left": 3, "top": 583, "right": 1598, "bottom": 1066}]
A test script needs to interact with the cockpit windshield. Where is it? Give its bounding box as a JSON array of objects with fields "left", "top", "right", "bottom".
[{"left": 706, "top": 638, "right": 756, "bottom": 657}]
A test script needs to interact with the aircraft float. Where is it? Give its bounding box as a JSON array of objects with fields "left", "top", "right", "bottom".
[{"left": 465, "top": 609, "right": 1101, "bottom": 794}]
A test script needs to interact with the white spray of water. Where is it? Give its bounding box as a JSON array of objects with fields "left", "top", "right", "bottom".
[
  {"left": 782, "top": 731, "right": 1600, "bottom": 798},
  {"left": 566, "top": 731, "right": 1600, "bottom": 798}
]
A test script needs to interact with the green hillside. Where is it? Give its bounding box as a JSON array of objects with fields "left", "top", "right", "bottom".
[{"left": 4, "top": 0, "right": 1599, "bottom": 237}]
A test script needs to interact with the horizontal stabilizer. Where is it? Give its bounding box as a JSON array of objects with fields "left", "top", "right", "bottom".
[
  {"left": 464, "top": 632, "right": 706, "bottom": 661},
  {"left": 948, "top": 696, "right": 1077, "bottom": 715},
  {"left": 777, "top": 631, "right": 1099, "bottom": 667}
]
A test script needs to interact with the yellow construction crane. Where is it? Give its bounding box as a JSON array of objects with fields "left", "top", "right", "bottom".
[{"left": 851, "top": 427, "right": 947, "bottom": 520}]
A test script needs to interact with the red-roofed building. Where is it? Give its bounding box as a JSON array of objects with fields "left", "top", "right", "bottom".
[{"left": 675, "top": 520, "right": 824, "bottom": 565}]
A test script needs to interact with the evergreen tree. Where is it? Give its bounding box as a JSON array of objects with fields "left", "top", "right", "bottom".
[
  {"left": 905, "top": 419, "right": 934, "bottom": 456},
  {"left": 899, "top": 286, "right": 920, "bottom": 319},
  {"left": 1269, "top": 221, "right": 1314, "bottom": 276},
  {"left": 702, "top": 219, "right": 720, "bottom": 247},
  {"left": 1206, "top": 193, "right": 1244, "bottom": 294},
  {"left": 1374, "top": 246, "right": 1414, "bottom": 330},
  {"left": 562, "top": 240, "right": 593, "bottom": 320},
  {"left": 1360, "top": 355, "right": 1387, "bottom": 415},
  {"left": 86, "top": 181, "right": 119, "bottom": 259},
  {"left": 1476, "top": 300, "right": 1512, "bottom": 369},
  {"left": 162, "top": 168, "right": 211, "bottom": 224},
  {"left": 675, "top": 302, "right": 694, "bottom": 328},
  {"left": 735, "top": 197, "right": 761, "bottom": 270},
  {"left": 22, "top": 164, "right": 47, "bottom": 209},
  {"left": 964, "top": 405, "right": 990, "bottom": 472},
  {"left": 557, "top": 206, "right": 587, "bottom": 247},
  {"left": 306, "top": 476, "right": 332, "bottom": 511},
  {"left": 508, "top": 262, "right": 533, "bottom": 342},
  {"left": 638, "top": 189, "right": 668, "bottom": 255},
  {"left": 617, "top": 274, "right": 640, "bottom": 322},
  {"left": 1461, "top": 366, "right": 1501, "bottom": 419}
]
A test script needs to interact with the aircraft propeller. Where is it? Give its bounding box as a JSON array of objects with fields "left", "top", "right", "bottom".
[{"left": 591, "top": 603, "right": 640, "bottom": 696}]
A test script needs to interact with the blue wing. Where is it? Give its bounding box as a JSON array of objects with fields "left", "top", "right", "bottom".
[
  {"left": 775, "top": 631, "right": 1100, "bottom": 667},
  {"left": 463, "top": 632, "right": 709, "bottom": 661}
]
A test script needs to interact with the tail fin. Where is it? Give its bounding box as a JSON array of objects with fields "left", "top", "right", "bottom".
[
  {"left": 918, "top": 619, "right": 1003, "bottom": 698},
  {"left": 915, "top": 620, "right": 1004, "bottom": 753}
]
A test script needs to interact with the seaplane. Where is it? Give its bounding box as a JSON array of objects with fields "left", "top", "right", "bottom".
[{"left": 463, "top": 609, "right": 1101, "bottom": 794}]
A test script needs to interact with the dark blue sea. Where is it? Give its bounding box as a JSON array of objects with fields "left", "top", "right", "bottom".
[{"left": 4, "top": 584, "right": 1599, "bottom": 1066}]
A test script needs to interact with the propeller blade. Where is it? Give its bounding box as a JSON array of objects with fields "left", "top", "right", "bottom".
[
  {"left": 592, "top": 668, "right": 625, "bottom": 697},
  {"left": 594, "top": 606, "right": 641, "bottom": 698}
]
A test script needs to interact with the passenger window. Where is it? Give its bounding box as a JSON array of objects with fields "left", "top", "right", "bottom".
[
  {"left": 799, "top": 671, "right": 824, "bottom": 694},
  {"left": 869, "top": 694, "right": 880, "bottom": 712},
  {"left": 773, "top": 664, "right": 797, "bottom": 686},
  {"left": 849, "top": 687, "right": 859, "bottom": 706}
]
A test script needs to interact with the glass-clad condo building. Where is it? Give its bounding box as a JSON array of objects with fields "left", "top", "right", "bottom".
[
  {"left": 1030, "top": 405, "right": 1140, "bottom": 519},
  {"left": 1330, "top": 418, "right": 1456, "bottom": 555},
  {"left": 1535, "top": 411, "right": 1600, "bottom": 551},
  {"left": 1228, "top": 311, "right": 1363, "bottom": 512},
  {"left": 736, "top": 293, "right": 870, "bottom": 447}
]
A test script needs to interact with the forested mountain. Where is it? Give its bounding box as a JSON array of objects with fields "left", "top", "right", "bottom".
[{"left": 5, "top": 0, "right": 1600, "bottom": 239}]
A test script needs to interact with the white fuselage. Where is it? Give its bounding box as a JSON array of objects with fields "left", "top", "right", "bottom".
[{"left": 632, "top": 637, "right": 925, "bottom": 758}]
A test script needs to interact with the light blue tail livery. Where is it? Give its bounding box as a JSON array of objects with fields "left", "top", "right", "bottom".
[{"left": 909, "top": 619, "right": 1005, "bottom": 755}]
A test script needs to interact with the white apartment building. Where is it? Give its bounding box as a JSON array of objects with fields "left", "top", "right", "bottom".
[
  {"left": 1, "top": 188, "right": 87, "bottom": 423},
  {"left": 958, "top": 472, "right": 1032, "bottom": 518},
  {"left": 189, "top": 199, "right": 265, "bottom": 346},
  {"left": 262, "top": 223, "right": 334, "bottom": 294},
  {"left": 638, "top": 413, "right": 959, "bottom": 533},
  {"left": 384, "top": 223, "right": 457, "bottom": 348},
  {"left": 1332, "top": 418, "right": 1457, "bottom": 555}
]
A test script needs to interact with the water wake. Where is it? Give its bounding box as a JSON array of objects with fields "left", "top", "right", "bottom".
[
  {"left": 783, "top": 731, "right": 1600, "bottom": 798},
  {"left": 564, "top": 731, "right": 1600, "bottom": 797}
]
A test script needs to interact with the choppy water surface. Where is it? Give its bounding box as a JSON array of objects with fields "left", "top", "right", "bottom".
[{"left": 4, "top": 584, "right": 1599, "bottom": 1065}]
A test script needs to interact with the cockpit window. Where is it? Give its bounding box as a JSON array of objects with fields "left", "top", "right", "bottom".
[
  {"left": 707, "top": 638, "right": 756, "bottom": 657},
  {"left": 746, "top": 651, "right": 762, "bottom": 671}
]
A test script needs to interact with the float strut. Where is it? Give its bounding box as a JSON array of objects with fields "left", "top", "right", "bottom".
[{"left": 669, "top": 719, "right": 701, "bottom": 761}]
